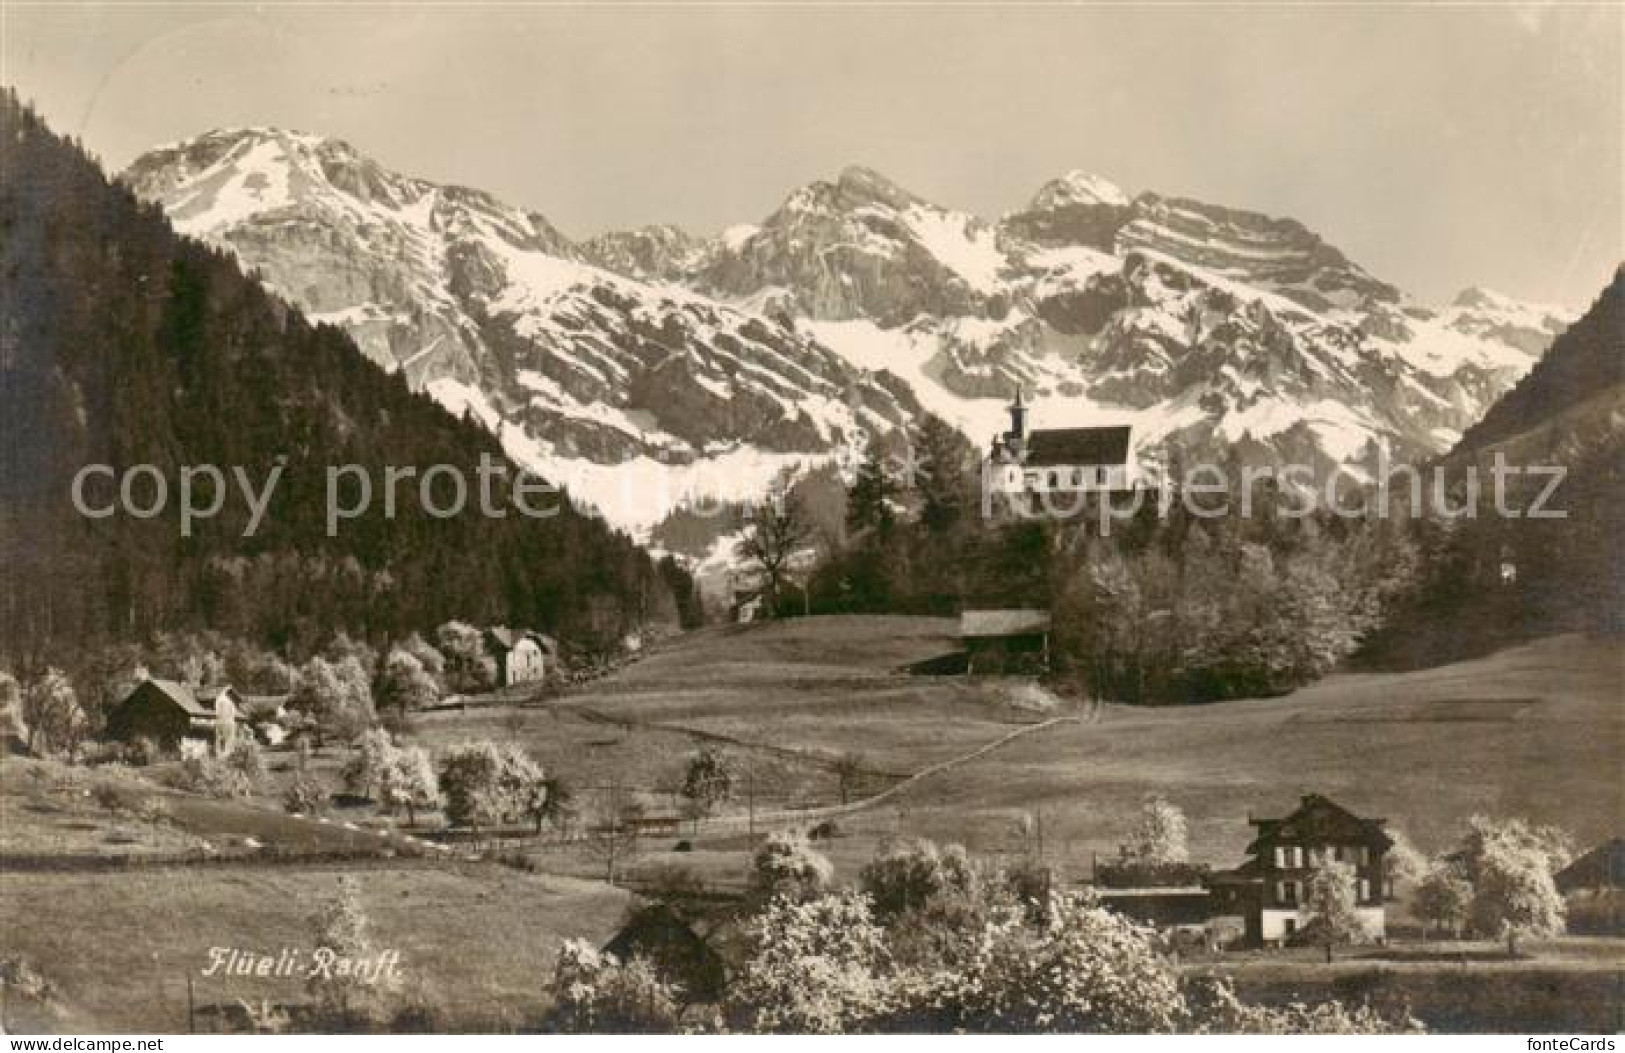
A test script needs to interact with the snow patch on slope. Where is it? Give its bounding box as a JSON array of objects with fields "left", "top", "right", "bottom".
[
  {"left": 903, "top": 207, "right": 1005, "bottom": 292},
  {"left": 427, "top": 377, "right": 828, "bottom": 537}
]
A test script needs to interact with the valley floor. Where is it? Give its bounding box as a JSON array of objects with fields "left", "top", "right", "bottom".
[{"left": 2, "top": 616, "right": 1621, "bottom": 1032}]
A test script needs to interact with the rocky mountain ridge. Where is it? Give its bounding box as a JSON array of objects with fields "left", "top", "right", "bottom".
[{"left": 124, "top": 129, "right": 1573, "bottom": 538}]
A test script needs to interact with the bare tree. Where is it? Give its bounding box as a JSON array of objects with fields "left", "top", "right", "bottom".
[
  {"left": 584, "top": 779, "right": 642, "bottom": 883},
  {"left": 735, "top": 480, "right": 811, "bottom": 618},
  {"left": 833, "top": 752, "right": 867, "bottom": 805}
]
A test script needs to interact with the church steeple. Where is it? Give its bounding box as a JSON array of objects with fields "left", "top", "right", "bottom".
[{"left": 1007, "top": 386, "right": 1027, "bottom": 442}]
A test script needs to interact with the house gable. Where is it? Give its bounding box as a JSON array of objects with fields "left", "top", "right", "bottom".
[{"left": 107, "top": 679, "right": 238, "bottom": 753}]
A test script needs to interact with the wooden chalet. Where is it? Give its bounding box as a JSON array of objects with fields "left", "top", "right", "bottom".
[
  {"left": 106, "top": 677, "right": 240, "bottom": 755},
  {"left": 959, "top": 609, "right": 1051, "bottom": 675},
  {"left": 483, "top": 627, "right": 557, "bottom": 686}
]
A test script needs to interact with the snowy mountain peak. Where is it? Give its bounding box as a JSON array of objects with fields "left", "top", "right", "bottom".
[
  {"left": 832, "top": 164, "right": 921, "bottom": 208},
  {"left": 1449, "top": 285, "right": 1570, "bottom": 326},
  {"left": 1114, "top": 193, "right": 1401, "bottom": 313},
  {"left": 126, "top": 130, "right": 1570, "bottom": 550},
  {"left": 123, "top": 131, "right": 918, "bottom": 537},
  {"left": 773, "top": 164, "right": 922, "bottom": 217},
  {"left": 1028, "top": 170, "right": 1132, "bottom": 211}
]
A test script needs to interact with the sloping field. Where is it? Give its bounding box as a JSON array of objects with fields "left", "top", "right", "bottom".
[
  {"left": 571, "top": 616, "right": 1056, "bottom": 772},
  {"left": 573, "top": 619, "right": 1623, "bottom": 881},
  {"left": 0, "top": 756, "right": 445, "bottom": 860},
  {"left": 0, "top": 863, "right": 631, "bottom": 1032},
  {"left": 841, "top": 632, "right": 1622, "bottom": 876}
]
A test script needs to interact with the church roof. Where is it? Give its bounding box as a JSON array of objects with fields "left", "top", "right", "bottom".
[{"left": 1023, "top": 426, "right": 1132, "bottom": 467}]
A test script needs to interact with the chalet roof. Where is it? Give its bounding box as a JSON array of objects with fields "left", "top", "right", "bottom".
[
  {"left": 1023, "top": 426, "right": 1132, "bottom": 468},
  {"left": 1205, "top": 862, "right": 1264, "bottom": 885},
  {"left": 135, "top": 679, "right": 213, "bottom": 717},
  {"left": 1556, "top": 838, "right": 1625, "bottom": 893},
  {"left": 196, "top": 685, "right": 236, "bottom": 708},
  {"left": 1245, "top": 794, "right": 1392, "bottom": 855},
  {"left": 960, "top": 609, "right": 1052, "bottom": 638},
  {"left": 603, "top": 904, "right": 726, "bottom": 1002}
]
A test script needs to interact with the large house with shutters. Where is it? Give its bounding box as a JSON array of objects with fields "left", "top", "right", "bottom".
[
  {"left": 1207, "top": 794, "right": 1393, "bottom": 946},
  {"left": 986, "top": 389, "right": 1134, "bottom": 513}
]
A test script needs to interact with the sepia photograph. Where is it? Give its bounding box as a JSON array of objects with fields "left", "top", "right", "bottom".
[{"left": 0, "top": 0, "right": 1620, "bottom": 1042}]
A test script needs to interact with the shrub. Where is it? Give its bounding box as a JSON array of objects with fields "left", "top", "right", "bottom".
[
  {"left": 1183, "top": 976, "right": 1424, "bottom": 1034},
  {"left": 284, "top": 773, "right": 330, "bottom": 816},
  {"left": 133, "top": 796, "right": 174, "bottom": 826},
  {"left": 884, "top": 892, "right": 1187, "bottom": 1034},
  {"left": 177, "top": 754, "right": 253, "bottom": 799},
  {"left": 437, "top": 740, "right": 544, "bottom": 832},
  {"left": 728, "top": 890, "right": 889, "bottom": 1034},
  {"left": 861, "top": 838, "right": 980, "bottom": 920},
  {"left": 1001, "top": 857, "right": 1057, "bottom": 922},
  {"left": 379, "top": 647, "right": 440, "bottom": 712},
  {"left": 680, "top": 747, "right": 734, "bottom": 820},
  {"left": 225, "top": 738, "right": 266, "bottom": 788},
  {"left": 545, "top": 940, "right": 683, "bottom": 1034},
  {"left": 307, "top": 876, "right": 397, "bottom": 1028},
  {"left": 750, "top": 830, "right": 833, "bottom": 901},
  {"left": 342, "top": 728, "right": 397, "bottom": 800},
  {"left": 92, "top": 783, "right": 133, "bottom": 813},
  {"left": 808, "top": 819, "right": 841, "bottom": 841}
]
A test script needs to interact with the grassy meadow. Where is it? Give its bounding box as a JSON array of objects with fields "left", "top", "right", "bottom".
[{"left": 2, "top": 615, "right": 1620, "bottom": 1031}]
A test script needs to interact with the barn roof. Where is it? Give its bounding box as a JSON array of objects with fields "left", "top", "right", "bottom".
[
  {"left": 132, "top": 679, "right": 223, "bottom": 717},
  {"left": 960, "top": 609, "right": 1052, "bottom": 638},
  {"left": 603, "top": 904, "right": 726, "bottom": 1001},
  {"left": 485, "top": 627, "right": 558, "bottom": 654},
  {"left": 1556, "top": 838, "right": 1625, "bottom": 892},
  {"left": 1023, "top": 426, "right": 1132, "bottom": 468}
]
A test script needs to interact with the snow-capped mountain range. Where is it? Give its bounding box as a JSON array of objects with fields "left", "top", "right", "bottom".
[{"left": 122, "top": 130, "right": 1572, "bottom": 540}]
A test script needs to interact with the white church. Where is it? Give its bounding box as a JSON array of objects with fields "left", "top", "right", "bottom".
[{"left": 986, "top": 389, "right": 1136, "bottom": 506}]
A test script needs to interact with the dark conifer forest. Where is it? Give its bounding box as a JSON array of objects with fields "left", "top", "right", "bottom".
[{"left": 0, "top": 91, "right": 693, "bottom": 664}]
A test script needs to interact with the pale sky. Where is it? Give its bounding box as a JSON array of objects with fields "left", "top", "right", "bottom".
[{"left": 3, "top": 2, "right": 1620, "bottom": 309}]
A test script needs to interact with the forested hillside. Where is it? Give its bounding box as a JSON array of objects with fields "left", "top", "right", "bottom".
[
  {"left": 0, "top": 92, "right": 692, "bottom": 663},
  {"left": 797, "top": 265, "right": 1624, "bottom": 698},
  {"left": 1449, "top": 267, "right": 1623, "bottom": 456},
  {"left": 1365, "top": 269, "right": 1624, "bottom": 665}
]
